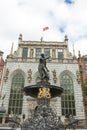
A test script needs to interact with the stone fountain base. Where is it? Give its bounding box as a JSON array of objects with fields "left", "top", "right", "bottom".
[
  {"left": 22, "top": 81, "right": 65, "bottom": 130},
  {"left": 22, "top": 98, "right": 65, "bottom": 130}
]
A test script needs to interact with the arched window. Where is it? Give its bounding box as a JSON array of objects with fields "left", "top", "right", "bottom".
[
  {"left": 60, "top": 74, "right": 76, "bottom": 116},
  {"left": 8, "top": 73, "right": 24, "bottom": 115}
]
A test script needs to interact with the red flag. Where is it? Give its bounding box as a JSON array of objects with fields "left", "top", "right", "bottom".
[{"left": 43, "top": 26, "right": 49, "bottom": 31}]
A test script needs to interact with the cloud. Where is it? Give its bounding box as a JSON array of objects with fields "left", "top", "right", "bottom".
[{"left": 0, "top": 0, "right": 87, "bottom": 59}]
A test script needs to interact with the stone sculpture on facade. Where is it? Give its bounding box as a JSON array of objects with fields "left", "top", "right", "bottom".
[
  {"left": 27, "top": 69, "right": 32, "bottom": 83},
  {"left": 30, "top": 49, "right": 34, "bottom": 58},
  {"left": 4, "top": 68, "right": 9, "bottom": 82},
  {"left": 76, "top": 70, "right": 81, "bottom": 84},
  {"left": 52, "top": 69, "right": 57, "bottom": 83}
]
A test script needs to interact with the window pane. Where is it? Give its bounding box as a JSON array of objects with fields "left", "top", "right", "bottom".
[
  {"left": 22, "top": 48, "right": 28, "bottom": 59},
  {"left": 36, "top": 48, "right": 41, "bottom": 58},
  {"left": 58, "top": 49, "right": 63, "bottom": 59},
  {"left": 44, "top": 48, "right": 50, "bottom": 57},
  {"left": 8, "top": 73, "right": 24, "bottom": 115},
  {"left": 61, "top": 74, "right": 76, "bottom": 116}
]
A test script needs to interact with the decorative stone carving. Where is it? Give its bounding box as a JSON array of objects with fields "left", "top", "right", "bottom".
[
  {"left": 52, "top": 70, "right": 57, "bottom": 83},
  {"left": 30, "top": 49, "right": 34, "bottom": 58},
  {"left": 28, "top": 69, "right": 32, "bottom": 83},
  {"left": 76, "top": 70, "right": 80, "bottom": 84},
  {"left": 4, "top": 68, "right": 9, "bottom": 82},
  {"left": 52, "top": 49, "right": 56, "bottom": 59}
]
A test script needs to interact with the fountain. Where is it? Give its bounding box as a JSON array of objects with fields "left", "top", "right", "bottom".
[
  {"left": 22, "top": 53, "right": 65, "bottom": 130},
  {"left": 4, "top": 54, "right": 80, "bottom": 129},
  {"left": 21, "top": 53, "right": 78, "bottom": 130}
]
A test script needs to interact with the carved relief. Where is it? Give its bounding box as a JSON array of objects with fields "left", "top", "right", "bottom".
[
  {"left": 38, "top": 87, "right": 51, "bottom": 98},
  {"left": 28, "top": 69, "right": 32, "bottom": 83},
  {"left": 52, "top": 49, "right": 56, "bottom": 59},
  {"left": 52, "top": 70, "right": 57, "bottom": 83},
  {"left": 4, "top": 68, "right": 9, "bottom": 82},
  {"left": 30, "top": 49, "right": 34, "bottom": 58},
  {"left": 76, "top": 70, "right": 80, "bottom": 84}
]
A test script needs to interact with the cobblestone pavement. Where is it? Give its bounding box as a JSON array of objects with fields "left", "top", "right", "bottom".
[{"left": 0, "top": 127, "right": 87, "bottom": 130}]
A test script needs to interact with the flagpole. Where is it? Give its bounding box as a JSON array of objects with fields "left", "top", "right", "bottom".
[
  {"left": 40, "top": 32, "right": 43, "bottom": 42},
  {"left": 40, "top": 26, "right": 49, "bottom": 42}
]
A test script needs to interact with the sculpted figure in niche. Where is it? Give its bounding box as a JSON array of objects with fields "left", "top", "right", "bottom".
[
  {"left": 30, "top": 49, "right": 34, "bottom": 58},
  {"left": 52, "top": 49, "right": 56, "bottom": 59}
]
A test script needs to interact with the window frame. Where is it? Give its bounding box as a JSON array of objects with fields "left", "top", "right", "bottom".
[
  {"left": 22, "top": 47, "right": 28, "bottom": 59},
  {"left": 60, "top": 74, "right": 76, "bottom": 116},
  {"left": 8, "top": 73, "right": 24, "bottom": 115},
  {"left": 36, "top": 48, "right": 41, "bottom": 58},
  {"left": 58, "top": 48, "right": 63, "bottom": 59},
  {"left": 44, "top": 48, "right": 50, "bottom": 57}
]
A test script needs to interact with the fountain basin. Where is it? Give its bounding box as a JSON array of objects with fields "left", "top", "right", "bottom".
[{"left": 23, "top": 84, "right": 63, "bottom": 98}]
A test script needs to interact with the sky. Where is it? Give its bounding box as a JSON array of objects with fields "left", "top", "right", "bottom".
[{"left": 0, "top": 0, "right": 87, "bottom": 59}]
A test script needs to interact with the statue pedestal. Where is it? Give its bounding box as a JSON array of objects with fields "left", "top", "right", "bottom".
[{"left": 23, "top": 81, "right": 64, "bottom": 130}]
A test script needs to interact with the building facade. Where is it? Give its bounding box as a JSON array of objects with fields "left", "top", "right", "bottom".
[
  {"left": 78, "top": 51, "right": 87, "bottom": 119},
  {"left": 0, "top": 51, "right": 4, "bottom": 96},
  {"left": 78, "top": 51, "right": 87, "bottom": 84},
  {"left": 0, "top": 51, "right": 5, "bottom": 124},
  {"left": 1, "top": 34, "right": 85, "bottom": 122}
]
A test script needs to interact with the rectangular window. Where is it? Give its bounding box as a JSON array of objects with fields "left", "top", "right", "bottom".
[
  {"left": 44, "top": 48, "right": 50, "bottom": 57},
  {"left": 58, "top": 49, "right": 63, "bottom": 59},
  {"left": 22, "top": 48, "right": 28, "bottom": 59},
  {"left": 36, "top": 48, "right": 41, "bottom": 58}
]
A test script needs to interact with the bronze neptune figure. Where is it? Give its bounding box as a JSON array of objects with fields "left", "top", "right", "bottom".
[{"left": 38, "top": 53, "right": 50, "bottom": 81}]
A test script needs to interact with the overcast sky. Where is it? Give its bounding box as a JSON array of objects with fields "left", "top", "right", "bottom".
[{"left": 0, "top": 0, "right": 87, "bottom": 59}]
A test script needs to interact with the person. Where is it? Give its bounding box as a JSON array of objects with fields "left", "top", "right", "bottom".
[{"left": 38, "top": 53, "right": 50, "bottom": 81}]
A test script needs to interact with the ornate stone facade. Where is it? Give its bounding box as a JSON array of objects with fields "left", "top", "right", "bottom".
[
  {"left": 0, "top": 51, "right": 4, "bottom": 96},
  {"left": 1, "top": 34, "right": 85, "bottom": 122}
]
